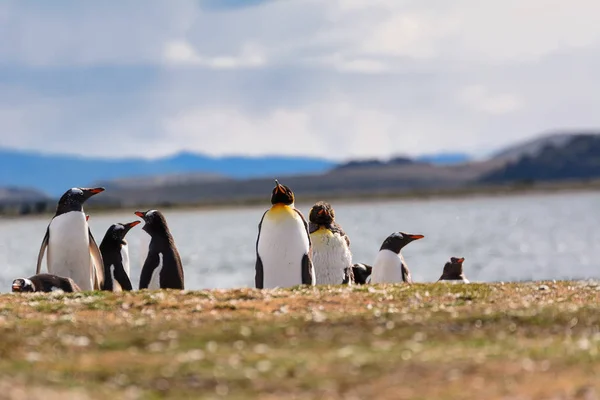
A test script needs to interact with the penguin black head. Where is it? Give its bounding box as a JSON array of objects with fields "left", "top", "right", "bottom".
[
  {"left": 56, "top": 187, "right": 105, "bottom": 215},
  {"left": 342, "top": 263, "right": 373, "bottom": 285},
  {"left": 309, "top": 201, "right": 335, "bottom": 225},
  {"left": 135, "top": 210, "right": 171, "bottom": 237},
  {"left": 105, "top": 221, "right": 141, "bottom": 244},
  {"left": 12, "top": 278, "right": 35, "bottom": 293},
  {"left": 380, "top": 232, "right": 425, "bottom": 254},
  {"left": 271, "top": 179, "right": 295, "bottom": 206},
  {"left": 440, "top": 257, "right": 466, "bottom": 280}
]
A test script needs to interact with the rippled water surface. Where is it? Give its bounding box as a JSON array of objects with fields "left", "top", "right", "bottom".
[{"left": 1, "top": 191, "right": 600, "bottom": 292}]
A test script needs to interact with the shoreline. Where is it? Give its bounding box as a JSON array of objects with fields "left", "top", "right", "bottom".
[{"left": 4, "top": 179, "right": 600, "bottom": 219}]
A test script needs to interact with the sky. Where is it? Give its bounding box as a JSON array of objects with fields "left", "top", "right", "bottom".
[{"left": 1, "top": 0, "right": 600, "bottom": 161}]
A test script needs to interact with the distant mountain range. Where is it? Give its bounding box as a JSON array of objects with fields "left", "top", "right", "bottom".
[{"left": 0, "top": 148, "right": 472, "bottom": 198}]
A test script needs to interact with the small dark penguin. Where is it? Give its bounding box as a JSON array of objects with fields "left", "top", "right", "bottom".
[
  {"left": 255, "top": 180, "right": 315, "bottom": 289},
  {"left": 370, "top": 232, "right": 424, "bottom": 284},
  {"left": 135, "top": 210, "right": 184, "bottom": 290},
  {"left": 12, "top": 274, "right": 81, "bottom": 293},
  {"left": 438, "top": 257, "right": 469, "bottom": 283},
  {"left": 99, "top": 221, "right": 141, "bottom": 292},
  {"left": 35, "top": 187, "right": 105, "bottom": 291},
  {"left": 342, "top": 263, "right": 373, "bottom": 285},
  {"left": 308, "top": 201, "right": 353, "bottom": 285}
]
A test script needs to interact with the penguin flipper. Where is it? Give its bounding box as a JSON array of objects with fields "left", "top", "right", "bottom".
[
  {"left": 88, "top": 229, "right": 105, "bottom": 290},
  {"left": 35, "top": 227, "right": 49, "bottom": 275},
  {"left": 113, "top": 262, "right": 133, "bottom": 291},
  {"left": 139, "top": 251, "right": 160, "bottom": 289},
  {"left": 401, "top": 263, "right": 412, "bottom": 284},
  {"left": 254, "top": 211, "right": 267, "bottom": 289}
]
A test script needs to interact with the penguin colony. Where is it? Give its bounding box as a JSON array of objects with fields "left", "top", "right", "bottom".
[{"left": 12, "top": 181, "right": 468, "bottom": 293}]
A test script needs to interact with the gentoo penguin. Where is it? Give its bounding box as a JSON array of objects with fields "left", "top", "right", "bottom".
[
  {"left": 308, "top": 201, "right": 352, "bottom": 285},
  {"left": 342, "top": 263, "right": 373, "bottom": 285},
  {"left": 135, "top": 210, "right": 184, "bottom": 290},
  {"left": 12, "top": 274, "right": 81, "bottom": 293},
  {"left": 438, "top": 257, "right": 469, "bottom": 283},
  {"left": 35, "top": 187, "right": 105, "bottom": 291},
  {"left": 255, "top": 179, "right": 315, "bottom": 289},
  {"left": 370, "top": 232, "right": 424, "bottom": 284},
  {"left": 99, "top": 221, "right": 141, "bottom": 292}
]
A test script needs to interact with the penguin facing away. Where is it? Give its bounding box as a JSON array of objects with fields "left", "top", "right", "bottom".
[
  {"left": 255, "top": 180, "right": 315, "bottom": 289},
  {"left": 438, "top": 257, "right": 469, "bottom": 283},
  {"left": 99, "top": 221, "right": 141, "bottom": 292},
  {"left": 135, "top": 210, "right": 185, "bottom": 290},
  {"left": 342, "top": 263, "right": 373, "bottom": 285},
  {"left": 370, "top": 232, "right": 424, "bottom": 284},
  {"left": 308, "top": 201, "right": 353, "bottom": 285},
  {"left": 12, "top": 274, "right": 81, "bottom": 293},
  {"left": 35, "top": 187, "right": 105, "bottom": 291}
]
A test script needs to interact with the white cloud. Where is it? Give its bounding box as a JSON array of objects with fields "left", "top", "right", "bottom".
[{"left": 1, "top": 0, "right": 600, "bottom": 160}]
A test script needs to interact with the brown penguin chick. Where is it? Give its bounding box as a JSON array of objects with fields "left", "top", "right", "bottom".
[{"left": 438, "top": 257, "right": 469, "bottom": 283}]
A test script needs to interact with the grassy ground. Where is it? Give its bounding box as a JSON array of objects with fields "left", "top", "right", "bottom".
[{"left": 1, "top": 282, "right": 599, "bottom": 399}]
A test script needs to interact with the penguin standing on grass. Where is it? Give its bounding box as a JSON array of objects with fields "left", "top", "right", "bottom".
[
  {"left": 35, "top": 187, "right": 105, "bottom": 291},
  {"left": 438, "top": 257, "right": 469, "bottom": 283},
  {"left": 12, "top": 274, "right": 81, "bottom": 293},
  {"left": 135, "top": 210, "right": 185, "bottom": 290},
  {"left": 370, "top": 232, "right": 424, "bottom": 284},
  {"left": 255, "top": 180, "right": 315, "bottom": 289},
  {"left": 308, "top": 201, "right": 353, "bottom": 285},
  {"left": 99, "top": 221, "right": 141, "bottom": 291},
  {"left": 342, "top": 263, "right": 373, "bottom": 285}
]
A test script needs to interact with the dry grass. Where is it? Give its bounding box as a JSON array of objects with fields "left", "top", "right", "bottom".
[{"left": 1, "top": 281, "right": 599, "bottom": 399}]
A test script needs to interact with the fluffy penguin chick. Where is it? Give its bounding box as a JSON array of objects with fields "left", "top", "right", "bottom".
[
  {"left": 255, "top": 179, "right": 315, "bottom": 289},
  {"left": 12, "top": 274, "right": 81, "bottom": 293},
  {"left": 308, "top": 201, "right": 353, "bottom": 285},
  {"left": 370, "top": 232, "right": 424, "bottom": 284},
  {"left": 438, "top": 257, "right": 469, "bottom": 283}
]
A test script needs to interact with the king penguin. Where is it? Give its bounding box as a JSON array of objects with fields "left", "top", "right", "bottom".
[
  {"left": 35, "top": 187, "right": 105, "bottom": 291},
  {"left": 255, "top": 179, "right": 315, "bottom": 289},
  {"left": 370, "top": 232, "right": 424, "bottom": 284},
  {"left": 12, "top": 274, "right": 81, "bottom": 293},
  {"left": 99, "top": 221, "right": 141, "bottom": 292},
  {"left": 308, "top": 201, "right": 352, "bottom": 285},
  {"left": 135, "top": 210, "right": 185, "bottom": 290},
  {"left": 438, "top": 257, "right": 469, "bottom": 283}
]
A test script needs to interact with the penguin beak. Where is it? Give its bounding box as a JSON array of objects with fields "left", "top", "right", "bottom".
[
  {"left": 134, "top": 211, "right": 146, "bottom": 219},
  {"left": 457, "top": 257, "right": 465, "bottom": 263},
  {"left": 11, "top": 281, "right": 22, "bottom": 292},
  {"left": 82, "top": 187, "right": 105, "bottom": 199},
  {"left": 124, "top": 220, "right": 141, "bottom": 232},
  {"left": 318, "top": 209, "right": 326, "bottom": 216},
  {"left": 274, "top": 179, "right": 285, "bottom": 194},
  {"left": 407, "top": 234, "right": 425, "bottom": 241}
]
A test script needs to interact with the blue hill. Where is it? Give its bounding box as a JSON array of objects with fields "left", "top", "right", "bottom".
[
  {"left": 0, "top": 149, "right": 336, "bottom": 196},
  {"left": 416, "top": 152, "right": 471, "bottom": 165}
]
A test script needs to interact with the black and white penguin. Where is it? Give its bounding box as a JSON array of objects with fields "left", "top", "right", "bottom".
[
  {"left": 135, "top": 210, "right": 185, "bottom": 290},
  {"left": 12, "top": 274, "right": 81, "bottom": 293},
  {"left": 255, "top": 179, "right": 315, "bottom": 289},
  {"left": 438, "top": 257, "right": 469, "bottom": 283},
  {"left": 35, "top": 187, "right": 105, "bottom": 291},
  {"left": 370, "top": 232, "right": 424, "bottom": 284},
  {"left": 99, "top": 221, "right": 141, "bottom": 292},
  {"left": 308, "top": 201, "right": 352, "bottom": 285},
  {"left": 342, "top": 263, "right": 373, "bottom": 285}
]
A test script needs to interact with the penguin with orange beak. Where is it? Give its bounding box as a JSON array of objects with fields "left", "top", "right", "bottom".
[
  {"left": 99, "top": 221, "right": 141, "bottom": 291},
  {"left": 308, "top": 201, "right": 353, "bottom": 285},
  {"left": 255, "top": 180, "right": 315, "bottom": 289},
  {"left": 370, "top": 232, "right": 424, "bottom": 284},
  {"left": 438, "top": 257, "right": 469, "bottom": 283}
]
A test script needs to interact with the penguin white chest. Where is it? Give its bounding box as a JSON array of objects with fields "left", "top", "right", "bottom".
[
  {"left": 310, "top": 228, "right": 352, "bottom": 285},
  {"left": 120, "top": 244, "right": 130, "bottom": 277},
  {"left": 47, "top": 212, "right": 93, "bottom": 290},
  {"left": 370, "top": 250, "right": 405, "bottom": 284},
  {"left": 257, "top": 207, "right": 310, "bottom": 289},
  {"left": 148, "top": 253, "right": 163, "bottom": 290}
]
